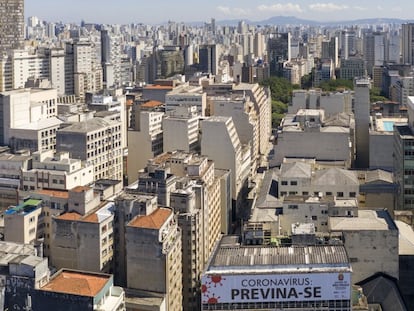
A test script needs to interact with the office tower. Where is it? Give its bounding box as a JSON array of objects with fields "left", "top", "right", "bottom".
[
  {"left": 321, "top": 37, "right": 339, "bottom": 68},
  {"left": 101, "top": 29, "right": 122, "bottom": 87},
  {"left": 74, "top": 41, "right": 103, "bottom": 99},
  {"left": 267, "top": 33, "right": 291, "bottom": 76},
  {"left": 363, "top": 32, "right": 385, "bottom": 75},
  {"left": 0, "top": 0, "right": 24, "bottom": 54},
  {"left": 402, "top": 23, "right": 414, "bottom": 65},
  {"left": 339, "top": 57, "right": 366, "bottom": 80},
  {"left": 354, "top": 78, "right": 371, "bottom": 169},
  {"left": 155, "top": 46, "right": 185, "bottom": 79},
  {"left": 198, "top": 44, "right": 219, "bottom": 75},
  {"left": 126, "top": 207, "right": 183, "bottom": 311},
  {"left": 388, "top": 31, "right": 401, "bottom": 63}
]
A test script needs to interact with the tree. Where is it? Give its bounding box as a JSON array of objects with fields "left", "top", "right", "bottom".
[{"left": 260, "top": 77, "right": 297, "bottom": 128}]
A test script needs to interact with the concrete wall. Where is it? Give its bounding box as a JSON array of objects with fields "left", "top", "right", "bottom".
[
  {"left": 272, "top": 129, "right": 351, "bottom": 167},
  {"left": 370, "top": 132, "right": 394, "bottom": 170},
  {"left": 343, "top": 230, "right": 399, "bottom": 284}
]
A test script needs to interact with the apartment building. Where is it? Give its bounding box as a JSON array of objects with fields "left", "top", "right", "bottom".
[
  {"left": 3, "top": 198, "right": 43, "bottom": 245},
  {"left": 56, "top": 117, "right": 123, "bottom": 181},
  {"left": 163, "top": 105, "right": 201, "bottom": 153},
  {"left": 112, "top": 192, "right": 158, "bottom": 286},
  {"left": 128, "top": 104, "right": 164, "bottom": 183},
  {"left": 21, "top": 150, "right": 93, "bottom": 192},
  {"left": 0, "top": 151, "right": 31, "bottom": 211},
  {"left": 0, "top": 88, "right": 58, "bottom": 146},
  {"left": 201, "top": 116, "right": 251, "bottom": 218},
  {"left": 50, "top": 186, "right": 114, "bottom": 273},
  {"left": 126, "top": 207, "right": 182, "bottom": 311}
]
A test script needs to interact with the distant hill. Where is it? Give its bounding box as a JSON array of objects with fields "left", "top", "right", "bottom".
[{"left": 212, "top": 16, "right": 414, "bottom": 27}]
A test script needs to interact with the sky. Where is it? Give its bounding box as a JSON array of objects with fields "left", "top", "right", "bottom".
[{"left": 25, "top": 0, "right": 413, "bottom": 24}]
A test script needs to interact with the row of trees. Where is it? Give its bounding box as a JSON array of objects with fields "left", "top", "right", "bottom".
[{"left": 261, "top": 77, "right": 389, "bottom": 128}]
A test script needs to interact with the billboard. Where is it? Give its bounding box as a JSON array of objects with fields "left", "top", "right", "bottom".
[{"left": 201, "top": 272, "right": 350, "bottom": 304}]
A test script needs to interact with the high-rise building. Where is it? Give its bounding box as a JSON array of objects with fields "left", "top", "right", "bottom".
[
  {"left": 354, "top": 78, "right": 371, "bottom": 169},
  {"left": 0, "top": 0, "right": 24, "bottom": 54},
  {"left": 363, "top": 32, "right": 386, "bottom": 76},
  {"left": 198, "top": 44, "right": 219, "bottom": 75},
  {"left": 402, "top": 23, "right": 414, "bottom": 65},
  {"left": 267, "top": 33, "right": 291, "bottom": 76}
]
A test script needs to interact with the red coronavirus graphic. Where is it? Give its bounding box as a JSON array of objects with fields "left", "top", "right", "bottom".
[
  {"left": 207, "top": 274, "right": 225, "bottom": 287},
  {"left": 201, "top": 284, "right": 209, "bottom": 293},
  {"left": 206, "top": 294, "right": 220, "bottom": 304}
]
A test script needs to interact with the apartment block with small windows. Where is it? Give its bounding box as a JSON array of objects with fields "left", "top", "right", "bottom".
[
  {"left": 50, "top": 186, "right": 114, "bottom": 273},
  {"left": 56, "top": 117, "right": 123, "bottom": 181},
  {"left": 3, "top": 198, "right": 43, "bottom": 245},
  {"left": 126, "top": 207, "right": 182, "bottom": 311}
]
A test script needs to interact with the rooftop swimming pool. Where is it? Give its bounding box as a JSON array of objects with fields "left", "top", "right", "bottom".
[{"left": 382, "top": 121, "right": 394, "bottom": 132}]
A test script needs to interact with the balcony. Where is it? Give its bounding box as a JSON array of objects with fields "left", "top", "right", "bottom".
[{"left": 95, "top": 286, "right": 125, "bottom": 311}]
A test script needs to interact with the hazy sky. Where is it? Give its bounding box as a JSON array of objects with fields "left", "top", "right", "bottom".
[{"left": 25, "top": 1, "right": 412, "bottom": 24}]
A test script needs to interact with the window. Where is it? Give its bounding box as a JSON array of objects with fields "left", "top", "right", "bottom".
[
  {"left": 312, "top": 216, "right": 318, "bottom": 220},
  {"left": 337, "top": 192, "right": 344, "bottom": 197},
  {"left": 302, "top": 191, "right": 309, "bottom": 195},
  {"left": 281, "top": 181, "right": 288, "bottom": 186},
  {"left": 288, "top": 205, "right": 298, "bottom": 209},
  {"left": 326, "top": 192, "right": 332, "bottom": 196},
  {"left": 290, "top": 181, "right": 297, "bottom": 186},
  {"left": 350, "top": 192, "right": 356, "bottom": 198}
]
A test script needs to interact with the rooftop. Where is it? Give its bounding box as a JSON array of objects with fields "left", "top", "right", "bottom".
[
  {"left": 329, "top": 209, "right": 397, "bottom": 231},
  {"left": 144, "top": 85, "right": 173, "bottom": 90},
  {"left": 395, "top": 220, "right": 414, "bottom": 255},
  {"left": 40, "top": 270, "right": 110, "bottom": 297},
  {"left": 5, "top": 199, "right": 42, "bottom": 216},
  {"left": 58, "top": 118, "right": 118, "bottom": 133},
  {"left": 206, "top": 238, "right": 350, "bottom": 274},
  {"left": 35, "top": 189, "right": 69, "bottom": 199},
  {"left": 128, "top": 207, "right": 172, "bottom": 230},
  {"left": 141, "top": 100, "right": 163, "bottom": 108}
]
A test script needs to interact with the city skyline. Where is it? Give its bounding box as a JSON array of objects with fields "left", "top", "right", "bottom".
[{"left": 26, "top": 0, "right": 413, "bottom": 25}]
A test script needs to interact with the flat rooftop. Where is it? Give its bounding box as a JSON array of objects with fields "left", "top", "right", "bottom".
[
  {"left": 329, "top": 209, "right": 397, "bottom": 231},
  {"left": 206, "top": 236, "right": 350, "bottom": 274},
  {"left": 373, "top": 117, "right": 407, "bottom": 133},
  {"left": 40, "top": 270, "right": 110, "bottom": 297},
  {"left": 5, "top": 199, "right": 42, "bottom": 216}
]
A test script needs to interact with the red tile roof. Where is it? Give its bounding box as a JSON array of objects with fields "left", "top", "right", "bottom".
[
  {"left": 141, "top": 100, "right": 163, "bottom": 108},
  {"left": 36, "top": 189, "right": 69, "bottom": 199},
  {"left": 41, "top": 270, "right": 110, "bottom": 297},
  {"left": 57, "top": 212, "right": 81, "bottom": 221},
  {"left": 129, "top": 208, "right": 172, "bottom": 229}
]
